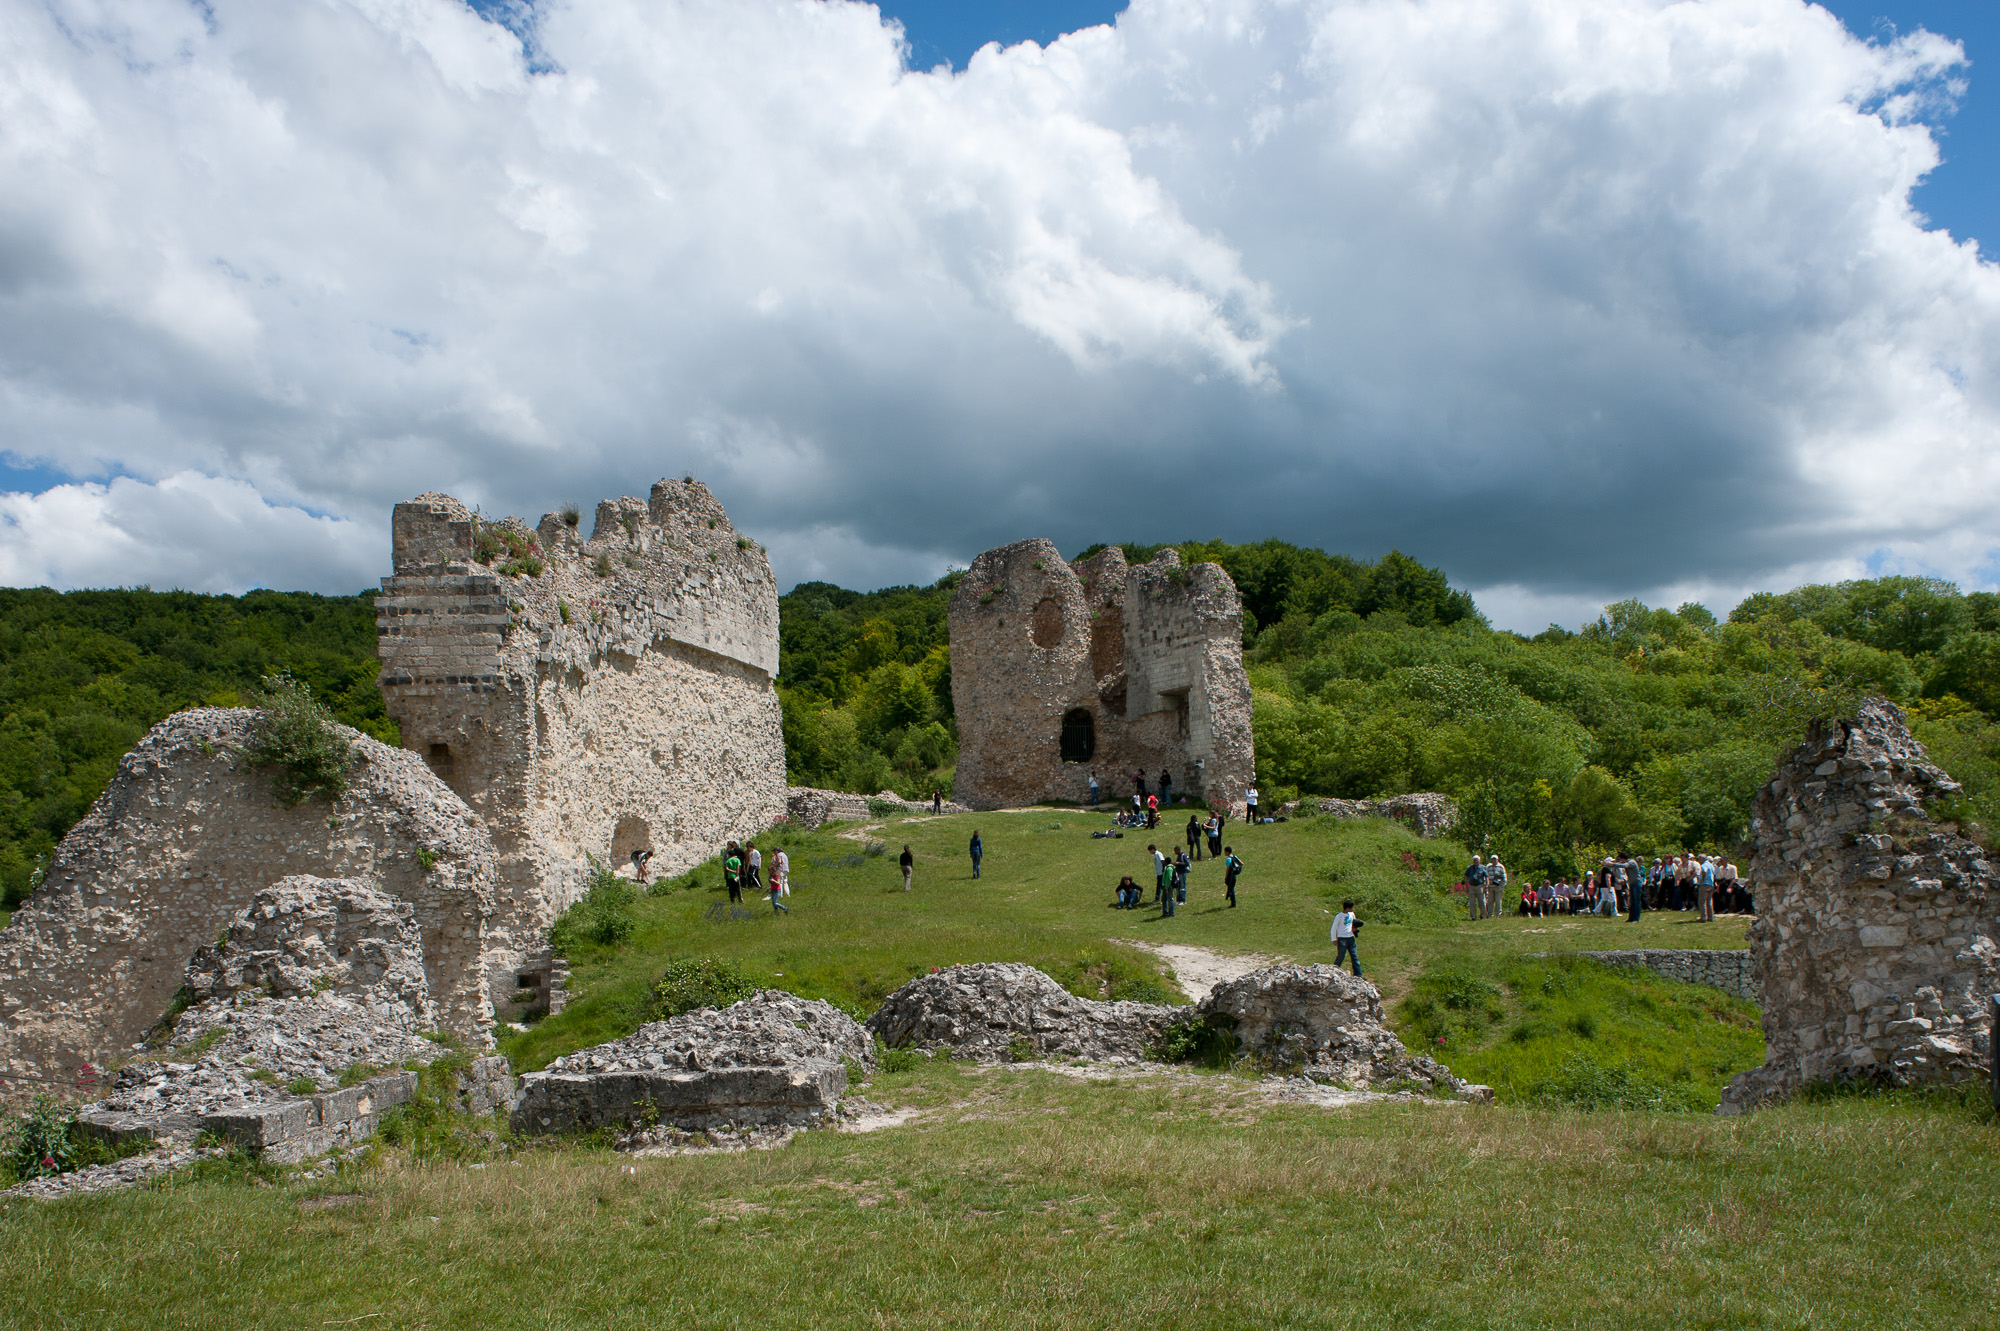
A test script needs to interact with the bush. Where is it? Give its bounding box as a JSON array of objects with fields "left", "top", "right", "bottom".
[
  {"left": 650, "top": 958, "right": 758, "bottom": 1019},
  {"left": 1147, "top": 1015, "right": 1239, "bottom": 1068},
  {"left": 866, "top": 798, "right": 902, "bottom": 818},
  {"left": 5, "top": 1095, "right": 78, "bottom": 1181},
  {"left": 874, "top": 1041, "right": 923, "bottom": 1074},
  {"left": 242, "top": 673, "right": 355, "bottom": 808},
  {"left": 548, "top": 858, "right": 637, "bottom": 952}
]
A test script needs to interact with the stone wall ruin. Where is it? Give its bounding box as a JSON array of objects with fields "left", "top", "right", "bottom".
[
  {"left": 1721, "top": 698, "right": 2000, "bottom": 1112},
  {"left": 376, "top": 480, "right": 786, "bottom": 1010},
  {"left": 0, "top": 710, "right": 498, "bottom": 1081},
  {"left": 949, "top": 540, "right": 1254, "bottom": 811}
]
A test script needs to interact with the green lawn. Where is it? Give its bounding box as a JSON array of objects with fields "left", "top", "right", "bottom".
[
  {"left": 507, "top": 809, "right": 1757, "bottom": 1106},
  {"left": 6, "top": 1060, "right": 1997, "bottom": 1329}
]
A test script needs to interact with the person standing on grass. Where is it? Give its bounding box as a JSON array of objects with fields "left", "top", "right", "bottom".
[
  {"left": 1159, "top": 770, "right": 1173, "bottom": 805},
  {"left": 1245, "top": 786, "right": 1260, "bottom": 824},
  {"left": 773, "top": 848, "right": 790, "bottom": 898},
  {"left": 1206, "top": 811, "right": 1223, "bottom": 860},
  {"left": 1464, "top": 854, "right": 1488, "bottom": 921},
  {"left": 1484, "top": 856, "right": 1508, "bottom": 920},
  {"left": 968, "top": 830, "right": 983, "bottom": 879},
  {"left": 1627, "top": 853, "right": 1645, "bottom": 923},
  {"left": 1089, "top": 771, "right": 1101, "bottom": 806},
  {"left": 900, "top": 843, "right": 914, "bottom": 892},
  {"left": 724, "top": 842, "right": 743, "bottom": 904},
  {"left": 1151, "top": 844, "right": 1166, "bottom": 904},
  {"left": 1332, "top": 899, "right": 1362, "bottom": 976},
  {"left": 1223, "top": 846, "right": 1242, "bottom": 908},
  {"left": 1134, "top": 769, "right": 1148, "bottom": 800},
  {"left": 768, "top": 856, "right": 789, "bottom": 913},
  {"left": 1186, "top": 814, "right": 1203, "bottom": 860},
  {"left": 1597, "top": 869, "right": 1619, "bottom": 917},
  {"left": 745, "top": 842, "right": 762, "bottom": 896},
  {"left": 931, "top": 787, "right": 943, "bottom": 815},
  {"left": 1698, "top": 854, "right": 1717, "bottom": 922},
  {"left": 1147, "top": 792, "right": 1159, "bottom": 828},
  {"left": 1173, "top": 846, "right": 1190, "bottom": 904}
]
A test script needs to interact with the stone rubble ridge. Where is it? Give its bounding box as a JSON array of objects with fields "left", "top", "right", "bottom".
[
  {"left": 510, "top": 991, "right": 872, "bottom": 1136},
  {"left": 864, "top": 961, "right": 1180, "bottom": 1064},
  {"left": 1290, "top": 793, "right": 1459, "bottom": 839},
  {"left": 784, "top": 786, "right": 971, "bottom": 830},
  {"left": 1721, "top": 695, "right": 1999, "bottom": 1112},
  {"left": 864, "top": 961, "right": 1479, "bottom": 1096}
]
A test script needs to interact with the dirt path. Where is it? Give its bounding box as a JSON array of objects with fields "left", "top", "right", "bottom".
[{"left": 1114, "top": 940, "right": 1286, "bottom": 1002}]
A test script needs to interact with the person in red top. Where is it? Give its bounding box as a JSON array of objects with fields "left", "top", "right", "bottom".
[{"left": 1146, "top": 792, "right": 1159, "bottom": 828}]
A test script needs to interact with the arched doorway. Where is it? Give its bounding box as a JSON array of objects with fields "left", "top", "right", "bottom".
[{"left": 1059, "top": 708, "right": 1095, "bottom": 763}]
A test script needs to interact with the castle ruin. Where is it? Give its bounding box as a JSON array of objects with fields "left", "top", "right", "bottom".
[
  {"left": 376, "top": 480, "right": 787, "bottom": 1004},
  {"left": 1721, "top": 698, "right": 2000, "bottom": 1111},
  {"left": 949, "top": 540, "right": 1253, "bottom": 811}
]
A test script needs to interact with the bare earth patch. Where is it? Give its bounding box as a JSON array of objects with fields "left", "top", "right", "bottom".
[{"left": 1114, "top": 939, "right": 1286, "bottom": 1001}]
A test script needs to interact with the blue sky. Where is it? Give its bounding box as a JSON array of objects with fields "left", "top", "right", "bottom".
[{"left": 887, "top": 1, "right": 2000, "bottom": 254}]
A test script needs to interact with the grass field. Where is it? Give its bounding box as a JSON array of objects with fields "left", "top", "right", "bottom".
[
  {"left": 505, "top": 808, "right": 1758, "bottom": 1107},
  {"left": 11, "top": 809, "right": 1996, "bottom": 1329}
]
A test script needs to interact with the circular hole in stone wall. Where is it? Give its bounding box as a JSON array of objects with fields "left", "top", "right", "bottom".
[{"left": 1030, "top": 597, "right": 1065, "bottom": 648}]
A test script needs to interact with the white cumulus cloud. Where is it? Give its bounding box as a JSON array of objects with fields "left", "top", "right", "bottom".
[{"left": 0, "top": 0, "right": 1995, "bottom": 632}]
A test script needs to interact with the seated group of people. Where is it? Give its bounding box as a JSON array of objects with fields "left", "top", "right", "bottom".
[{"left": 1516, "top": 852, "right": 1752, "bottom": 918}]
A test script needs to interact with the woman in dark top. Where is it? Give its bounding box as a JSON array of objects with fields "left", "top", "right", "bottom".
[{"left": 900, "top": 844, "right": 914, "bottom": 892}]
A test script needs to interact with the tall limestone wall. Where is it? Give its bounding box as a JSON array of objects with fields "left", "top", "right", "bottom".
[
  {"left": 0, "top": 710, "right": 498, "bottom": 1081},
  {"left": 949, "top": 540, "right": 1253, "bottom": 811},
  {"left": 376, "top": 480, "right": 786, "bottom": 1002},
  {"left": 1720, "top": 699, "right": 2000, "bottom": 1112}
]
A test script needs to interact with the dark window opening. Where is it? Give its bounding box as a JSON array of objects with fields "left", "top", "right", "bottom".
[
  {"left": 426, "top": 743, "right": 455, "bottom": 777},
  {"left": 1059, "top": 708, "right": 1095, "bottom": 763}
]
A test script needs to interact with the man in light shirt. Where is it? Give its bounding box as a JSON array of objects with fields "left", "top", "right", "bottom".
[{"left": 1332, "top": 898, "right": 1362, "bottom": 976}]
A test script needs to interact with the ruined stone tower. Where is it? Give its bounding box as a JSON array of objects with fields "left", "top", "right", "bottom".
[
  {"left": 375, "top": 480, "right": 786, "bottom": 991},
  {"left": 1720, "top": 698, "right": 2000, "bottom": 1111},
  {"left": 948, "top": 540, "right": 1253, "bottom": 812}
]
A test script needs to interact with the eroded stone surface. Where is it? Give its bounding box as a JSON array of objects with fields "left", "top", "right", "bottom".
[
  {"left": 187, "top": 876, "right": 435, "bottom": 1030},
  {"left": 1721, "top": 699, "right": 2000, "bottom": 1112},
  {"left": 0, "top": 709, "right": 498, "bottom": 1081},
  {"left": 512, "top": 991, "right": 870, "bottom": 1134},
  {"left": 864, "top": 962, "right": 1181, "bottom": 1063},
  {"left": 950, "top": 541, "right": 1253, "bottom": 813},
  {"left": 1299, "top": 793, "right": 1459, "bottom": 839},
  {"left": 376, "top": 483, "right": 786, "bottom": 1017},
  {"left": 1197, "top": 964, "right": 1466, "bottom": 1094},
  {"left": 1581, "top": 950, "right": 1757, "bottom": 1004}
]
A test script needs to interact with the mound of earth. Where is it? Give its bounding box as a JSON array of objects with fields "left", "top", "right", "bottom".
[
  {"left": 864, "top": 962, "right": 1181, "bottom": 1063},
  {"left": 513, "top": 991, "right": 871, "bottom": 1134}
]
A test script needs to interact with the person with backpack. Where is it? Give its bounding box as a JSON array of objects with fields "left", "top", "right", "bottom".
[
  {"left": 1332, "top": 898, "right": 1362, "bottom": 976},
  {"left": 1173, "top": 847, "right": 1190, "bottom": 904},
  {"left": 900, "top": 843, "right": 914, "bottom": 892},
  {"left": 1223, "top": 846, "right": 1243, "bottom": 907},
  {"left": 968, "top": 831, "right": 983, "bottom": 879}
]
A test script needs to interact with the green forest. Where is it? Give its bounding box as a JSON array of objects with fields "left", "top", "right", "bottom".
[{"left": 7, "top": 543, "right": 2000, "bottom": 907}]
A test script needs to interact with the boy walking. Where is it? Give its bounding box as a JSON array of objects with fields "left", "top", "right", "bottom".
[
  {"left": 1223, "top": 846, "right": 1242, "bottom": 908},
  {"left": 1332, "top": 899, "right": 1362, "bottom": 976}
]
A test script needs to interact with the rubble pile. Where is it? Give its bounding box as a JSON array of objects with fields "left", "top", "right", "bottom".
[{"left": 863, "top": 962, "right": 1180, "bottom": 1063}]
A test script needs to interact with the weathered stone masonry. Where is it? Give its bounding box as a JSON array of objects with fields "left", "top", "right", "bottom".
[
  {"left": 1721, "top": 699, "right": 2000, "bottom": 1111},
  {"left": 949, "top": 541, "right": 1254, "bottom": 812},
  {"left": 376, "top": 481, "right": 786, "bottom": 1011},
  {"left": 1580, "top": 950, "right": 1757, "bottom": 1004},
  {"left": 0, "top": 710, "right": 498, "bottom": 1080}
]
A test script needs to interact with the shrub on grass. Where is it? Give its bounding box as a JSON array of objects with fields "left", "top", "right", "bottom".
[
  {"left": 650, "top": 958, "right": 758, "bottom": 1019},
  {"left": 548, "top": 858, "right": 636, "bottom": 952},
  {"left": 1147, "top": 1015, "right": 1239, "bottom": 1068},
  {"left": 243, "top": 673, "right": 355, "bottom": 808},
  {"left": 4, "top": 1095, "right": 77, "bottom": 1181},
  {"left": 874, "top": 1041, "right": 923, "bottom": 1074}
]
